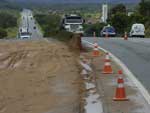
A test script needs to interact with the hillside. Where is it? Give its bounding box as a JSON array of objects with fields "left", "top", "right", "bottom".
[{"left": 0, "top": 0, "right": 20, "bottom": 9}]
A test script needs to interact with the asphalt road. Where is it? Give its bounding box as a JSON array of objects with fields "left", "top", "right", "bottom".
[
  {"left": 19, "top": 9, "right": 43, "bottom": 39},
  {"left": 82, "top": 37, "right": 150, "bottom": 93}
]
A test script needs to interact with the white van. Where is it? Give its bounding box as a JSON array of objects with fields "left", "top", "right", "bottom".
[{"left": 130, "top": 23, "right": 145, "bottom": 38}]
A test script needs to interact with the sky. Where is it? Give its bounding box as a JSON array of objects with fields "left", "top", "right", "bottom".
[{"left": 8, "top": 0, "right": 141, "bottom": 3}]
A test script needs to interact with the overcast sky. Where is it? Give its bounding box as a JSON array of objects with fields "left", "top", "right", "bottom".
[{"left": 9, "top": 0, "right": 141, "bottom": 3}]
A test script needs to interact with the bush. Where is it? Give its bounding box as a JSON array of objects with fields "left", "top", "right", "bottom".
[
  {"left": 110, "top": 4, "right": 126, "bottom": 16},
  {"left": 129, "top": 13, "right": 145, "bottom": 24},
  {"left": 139, "top": 0, "right": 150, "bottom": 17},
  {"left": 0, "top": 28, "right": 7, "bottom": 39},
  {"left": 35, "top": 14, "right": 61, "bottom": 37},
  {"left": 0, "top": 12, "right": 17, "bottom": 28},
  {"left": 84, "top": 23, "right": 107, "bottom": 37},
  {"left": 54, "top": 30, "right": 73, "bottom": 42},
  {"left": 109, "top": 13, "right": 129, "bottom": 34},
  {"left": 35, "top": 14, "right": 73, "bottom": 41}
]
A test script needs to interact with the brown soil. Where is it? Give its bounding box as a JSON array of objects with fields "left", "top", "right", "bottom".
[{"left": 0, "top": 40, "right": 80, "bottom": 113}]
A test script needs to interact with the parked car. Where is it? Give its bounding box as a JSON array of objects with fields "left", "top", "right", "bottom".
[
  {"left": 101, "top": 25, "right": 116, "bottom": 37},
  {"left": 130, "top": 23, "right": 145, "bottom": 38}
]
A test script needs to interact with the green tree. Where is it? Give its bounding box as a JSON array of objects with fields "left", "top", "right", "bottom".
[
  {"left": 109, "top": 13, "right": 129, "bottom": 34},
  {"left": 35, "top": 14, "right": 61, "bottom": 37},
  {"left": 0, "top": 28, "right": 7, "bottom": 39},
  {"left": 84, "top": 23, "right": 106, "bottom": 37},
  {"left": 0, "top": 12, "right": 17, "bottom": 28},
  {"left": 139, "top": 0, "right": 150, "bottom": 17},
  {"left": 110, "top": 4, "right": 126, "bottom": 16},
  {"left": 129, "top": 13, "right": 145, "bottom": 24}
]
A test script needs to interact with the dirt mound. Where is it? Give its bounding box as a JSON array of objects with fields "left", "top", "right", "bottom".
[
  {"left": 69, "top": 34, "right": 82, "bottom": 51},
  {"left": 0, "top": 40, "right": 80, "bottom": 113}
]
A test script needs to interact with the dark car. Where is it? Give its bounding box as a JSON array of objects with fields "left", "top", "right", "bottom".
[
  {"left": 33, "top": 26, "right": 36, "bottom": 29},
  {"left": 101, "top": 25, "right": 116, "bottom": 37}
]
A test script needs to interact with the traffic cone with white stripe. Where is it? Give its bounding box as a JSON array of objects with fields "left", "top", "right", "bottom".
[
  {"left": 81, "top": 69, "right": 88, "bottom": 75},
  {"left": 92, "top": 43, "right": 100, "bottom": 57},
  {"left": 124, "top": 32, "right": 128, "bottom": 40},
  {"left": 105, "top": 32, "right": 109, "bottom": 38},
  {"left": 117, "top": 70, "right": 124, "bottom": 83},
  {"left": 104, "top": 52, "right": 111, "bottom": 62},
  {"left": 93, "top": 32, "right": 96, "bottom": 37},
  {"left": 102, "top": 53, "right": 113, "bottom": 74},
  {"left": 81, "top": 69, "right": 89, "bottom": 79},
  {"left": 113, "top": 70, "right": 128, "bottom": 101}
]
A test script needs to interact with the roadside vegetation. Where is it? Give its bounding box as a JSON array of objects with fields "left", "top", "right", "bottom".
[
  {"left": 33, "top": 0, "right": 149, "bottom": 38},
  {"left": 35, "top": 14, "right": 73, "bottom": 41},
  {"left": 84, "top": 0, "right": 150, "bottom": 37},
  {"left": 0, "top": 11, "right": 19, "bottom": 39},
  {"left": 0, "top": 0, "right": 20, "bottom": 39},
  {"left": 108, "top": 0, "right": 150, "bottom": 37}
]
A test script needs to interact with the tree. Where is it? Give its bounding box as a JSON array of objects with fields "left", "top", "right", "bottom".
[
  {"left": 0, "top": 28, "right": 7, "bottom": 39},
  {"left": 0, "top": 12, "right": 17, "bottom": 28},
  {"left": 109, "top": 13, "right": 129, "bottom": 34},
  {"left": 139, "top": 0, "right": 150, "bottom": 17},
  {"left": 129, "top": 13, "right": 145, "bottom": 24},
  {"left": 111, "top": 4, "right": 126, "bottom": 16},
  {"left": 84, "top": 23, "right": 107, "bottom": 37}
]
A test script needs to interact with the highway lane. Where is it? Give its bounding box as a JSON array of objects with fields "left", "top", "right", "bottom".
[
  {"left": 82, "top": 37, "right": 150, "bottom": 93},
  {"left": 19, "top": 9, "right": 43, "bottom": 39}
]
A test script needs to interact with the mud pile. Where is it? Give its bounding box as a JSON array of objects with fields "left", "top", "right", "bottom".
[{"left": 0, "top": 40, "right": 80, "bottom": 113}]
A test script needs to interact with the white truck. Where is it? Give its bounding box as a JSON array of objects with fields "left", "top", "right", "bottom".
[
  {"left": 61, "top": 14, "right": 84, "bottom": 34},
  {"left": 130, "top": 23, "right": 145, "bottom": 38},
  {"left": 19, "top": 27, "right": 31, "bottom": 39}
]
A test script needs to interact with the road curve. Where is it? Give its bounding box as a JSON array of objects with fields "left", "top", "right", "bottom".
[{"left": 82, "top": 37, "right": 150, "bottom": 93}]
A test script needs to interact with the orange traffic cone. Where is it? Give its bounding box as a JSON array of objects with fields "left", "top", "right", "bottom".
[
  {"left": 104, "top": 52, "right": 111, "bottom": 62},
  {"left": 117, "top": 70, "right": 124, "bottom": 83},
  {"left": 124, "top": 32, "right": 128, "bottom": 40},
  {"left": 113, "top": 71, "right": 128, "bottom": 101},
  {"left": 93, "top": 32, "right": 96, "bottom": 37},
  {"left": 105, "top": 32, "right": 109, "bottom": 38},
  {"left": 102, "top": 55, "right": 113, "bottom": 74},
  {"left": 92, "top": 43, "right": 100, "bottom": 57}
]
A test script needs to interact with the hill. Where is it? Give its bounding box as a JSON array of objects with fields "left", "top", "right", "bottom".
[{"left": 0, "top": 0, "right": 20, "bottom": 10}]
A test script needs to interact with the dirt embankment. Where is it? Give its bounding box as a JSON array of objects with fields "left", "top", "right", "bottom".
[{"left": 0, "top": 40, "right": 81, "bottom": 113}]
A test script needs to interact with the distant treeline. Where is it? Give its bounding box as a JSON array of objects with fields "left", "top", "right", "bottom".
[
  {"left": 0, "top": 0, "right": 20, "bottom": 38},
  {"left": 0, "top": 0, "right": 21, "bottom": 10},
  {"left": 84, "top": 0, "right": 150, "bottom": 37},
  {"left": 0, "top": 12, "right": 18, "bottom": 38},
  {"left": 35, "top": 14, "right": 73, "bottom": 41}
]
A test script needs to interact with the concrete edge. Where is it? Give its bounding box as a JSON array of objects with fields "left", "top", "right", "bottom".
[{"left": 82, "top": 39, "right": 150, "bottom": 105}]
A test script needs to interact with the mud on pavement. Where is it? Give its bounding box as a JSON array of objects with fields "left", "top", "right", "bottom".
[{"left": 0, "top": 40, "right": 81, "bottom": 113}]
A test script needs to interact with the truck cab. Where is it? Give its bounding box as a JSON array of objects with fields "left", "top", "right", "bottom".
[
  {"left": 19, "top": 27, "right": 31, "bottom": 39},
  {"left": 61, "top": 14, "right": 84, "bottom": 34}
]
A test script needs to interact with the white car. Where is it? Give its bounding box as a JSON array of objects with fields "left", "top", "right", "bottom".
[
  {"left": 20, "top": 32, "right": 31, "bottom": 39},
  {"left": 130, "top": 23, "right": 145, "bottom": 38}
]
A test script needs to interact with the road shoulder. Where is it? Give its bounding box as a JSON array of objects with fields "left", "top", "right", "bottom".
[{"left": 81, "top": 42, "right": 150, "bottom": 113}]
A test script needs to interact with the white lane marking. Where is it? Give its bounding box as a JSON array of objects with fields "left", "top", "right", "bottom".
[{"left": 83, "top": 39, "right": 150, "bottom": 105}]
